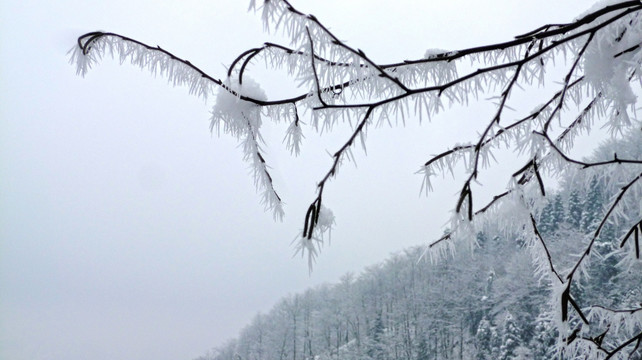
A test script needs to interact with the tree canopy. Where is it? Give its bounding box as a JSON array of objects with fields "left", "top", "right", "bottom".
[{"left": 71, "top": 1, "right": 642, "bottom": 358}]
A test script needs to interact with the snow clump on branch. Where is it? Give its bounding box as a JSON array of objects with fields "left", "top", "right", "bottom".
[{"left": 582, "top": 1, "right": 642, "bottom": 133}]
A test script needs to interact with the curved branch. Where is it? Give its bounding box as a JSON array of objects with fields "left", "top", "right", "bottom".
[
  {"left": 536, "top": 131, "right": 642, "bottom": 168},
  {"left": 604, "top": 331, "right": 642, "bottom": 359},
  {"left": 391, "top": 1, "right": 642, "bottom": 67},
  {"left": 76, "top": 3, "right": 640, "bottom": 111},
  {"left": 77, "top": 31, "right": 223, "bottom": 86},
  {"left": 566, "top": 172, "right": 642, "bottom": 281},
  {"left": 303, "top": 106, "right": 375, "bottom": 238},
  {"left": 227, "top": 47, "right": 262, "bottom": 78}
]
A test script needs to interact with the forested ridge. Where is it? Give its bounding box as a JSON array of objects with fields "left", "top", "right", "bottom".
[{"left": 200, "top": 131, "right": 642, "bottom": 360}]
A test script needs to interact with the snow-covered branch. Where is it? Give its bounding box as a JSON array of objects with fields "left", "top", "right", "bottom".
[{"left": 71, "top": 1, "right": 642, "bottom": 357}]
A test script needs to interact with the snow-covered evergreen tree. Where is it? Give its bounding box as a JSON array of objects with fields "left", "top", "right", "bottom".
[
  {"left": 498, "top": 312, "right": 521, "bottom": 360},
  {"left": 415, "top": 335, "right": 430, "bottom": 360},
  {"left": 529, "top": 318, "right": 556, "bottom": 360},
  {"left": 567, "top": 189, "right": 584, "bottom": 230},
  {"left": 581, "top": 177, "right": 604, "bottom": 232},
  {"left": 366, "top": 311, "right": 385, "bottom": 360},
  {"left": 475, "top": 317, "right": 494, "bottom": 360}
]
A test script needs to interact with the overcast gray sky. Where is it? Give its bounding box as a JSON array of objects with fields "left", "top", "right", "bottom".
[{"left": 1, "top": 1, "right": 597, "bottom": 360}]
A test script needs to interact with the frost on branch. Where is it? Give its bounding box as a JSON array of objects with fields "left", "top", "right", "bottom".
[
  {"left": 292, "top": 205, "right": 335, "bottom": 272},
  {"left": 582, "top": 2, "right": 642, "bottom": 134},
  {"left": 211, "top": 77, "right": 285, "bottom": 220},
  {"left": 71, "top": 1, "right": 642, "bottom": 357},
  {"left": 68, "top": 32, "right": 215, "bottom": 99}
]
